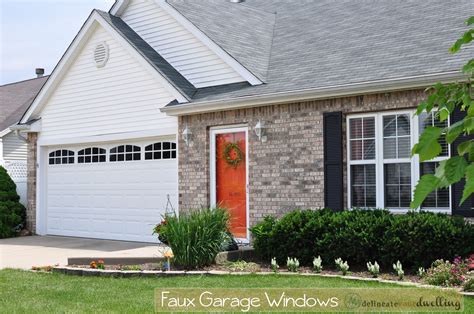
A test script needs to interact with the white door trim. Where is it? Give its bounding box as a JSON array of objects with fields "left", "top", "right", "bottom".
[{"left": 209, "top": 126, "right": 249, "bottom": 242}]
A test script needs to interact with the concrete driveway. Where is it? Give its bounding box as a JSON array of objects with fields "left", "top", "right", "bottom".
[{"left": 0, "top": 235, "right": 164, "bottom": 269}]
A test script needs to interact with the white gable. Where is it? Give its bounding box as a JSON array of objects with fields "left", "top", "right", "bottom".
[
  {"left": 39, "top": 24, "right": 177, "bottom": 141},
  {"left": 121, "top": 0, "right": 247, "bottom": 88}
]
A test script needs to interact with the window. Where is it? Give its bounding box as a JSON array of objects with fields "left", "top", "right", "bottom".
[
  {"left": 78, "top": 147, "right": 106, "bottom": 163},
  {"left": 49, "top": 150, "right": 74, "bottom": 165},
  {"left": 347, "top": 111, "right": 451, "bottom": 211},
  {"left": 419, "top": 112, "right": 450, "bottom": 209},
  {"left": 109, "top": 145, "right": 141, "bottom": 162},
  {"left": 348, "top": 117, "right": 376, "bottom": 207},
  {"left": 382, "top": 114, "right": 411, "bottom": 209},
  {"left": 144, "top": 142, "right": 177, "bottom": 160}
]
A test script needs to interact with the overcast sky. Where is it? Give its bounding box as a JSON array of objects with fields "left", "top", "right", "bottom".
[{"left": 0, "top": 0, "right": 115, "bottom": 85}]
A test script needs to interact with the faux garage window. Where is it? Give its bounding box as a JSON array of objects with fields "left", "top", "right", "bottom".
[
  {"left": 347, "top": 111, "right": 450, "bottom": 211},
  {"left": 144, "top": 142, "right": 177, "bottom": 160},
  {"left": 49, "top": 150, "right": 74, "bottom": 165},
  {"left": 109, "top": 145, "right": 141, "bottom": 162},
  {"left": 78, "top": 147, "right": 106, "bottom": 163}
]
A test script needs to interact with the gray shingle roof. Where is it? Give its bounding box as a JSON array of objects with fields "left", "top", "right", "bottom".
[
  {"left": 167, "top": 0, "right": 275, "bottom": 82},
  {"left": 0, "top": 76, "right": 48, "bottom": 132},
  {"left": 164, "top": 0, "right": 473, "bottom": 105},
  {"left": 97, "top": 10, "right": 196, "bottom": 100}
]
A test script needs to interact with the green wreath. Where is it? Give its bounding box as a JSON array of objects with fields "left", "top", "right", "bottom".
[{"left": 223, "top": 142, "right": 244, "bottom": 168}]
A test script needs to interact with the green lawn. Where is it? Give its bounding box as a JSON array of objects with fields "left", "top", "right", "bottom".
[{"left": 0, "top": 269, "right": 472, "bottom": 313}]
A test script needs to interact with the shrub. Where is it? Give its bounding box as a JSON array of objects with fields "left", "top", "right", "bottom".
[
  {"left": 335, "top": 258, "right": 349, "bottom": 275},
  {"left": 159, "top": 207, "right": 229, "bottom": 269},
  {"left": 367, "top": 261, "right": 380, "bottom": 278},
  {"left": 464, "top": 278, "right": 474, "bottom": 292},
  {"left": 393, "top": 260, "right": 404, "bottom": 280},
  {"left": 250, "top": 209, "right": 474, "bottom": 270},
  {"left": 424, "top": 256, "right": 471, "bottom": 287},
  {"left": 313, "top": 256, "right": 323, "bottom": 273},
  {"left": 286, "top": 257, "right": 300, "bottom": 272},
  {"left": 0, "top": 166, "right": 26, "bottom": 238},
  {"left": 270, "top": 257, "right": 279, "bottom": 273}
]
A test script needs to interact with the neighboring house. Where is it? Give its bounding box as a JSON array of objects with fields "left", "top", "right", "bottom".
[
  {"left": 0, "top": 75, "right": 48, "bottom": 206},
  {"left": 16, "top": 0, "right": 473, "bottom": 243}
]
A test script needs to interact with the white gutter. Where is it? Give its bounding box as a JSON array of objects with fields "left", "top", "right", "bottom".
[{"left": 161, "top": 71, "right": 467, "bottom": 116}]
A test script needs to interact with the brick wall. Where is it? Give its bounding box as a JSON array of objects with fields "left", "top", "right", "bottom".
[
  {"left": 178, "top": 89, "right": 427, "bottom": 227},
  {"left": 26, "top": 132, "right": 37, "bottom": 233}
]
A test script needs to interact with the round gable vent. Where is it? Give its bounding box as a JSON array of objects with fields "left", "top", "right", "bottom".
[{"left": 94, "top": 42, "right": 109, "bottom": 68}]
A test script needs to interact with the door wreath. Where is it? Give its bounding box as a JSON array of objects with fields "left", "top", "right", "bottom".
[{"left": 223, "top": 142, "right": 244, "bottom": 168}]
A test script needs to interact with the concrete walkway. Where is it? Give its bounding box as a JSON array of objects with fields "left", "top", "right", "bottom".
[{"left": 0, "top": 235, "right": 164, "bottom": 269}]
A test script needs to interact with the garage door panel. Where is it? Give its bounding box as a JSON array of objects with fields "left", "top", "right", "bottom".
[{"left": 46, "top": 140, "right": 177, "bottom": 243}]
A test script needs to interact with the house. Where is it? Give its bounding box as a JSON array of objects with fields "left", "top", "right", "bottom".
[
  {"left": 16, "top": 0, "right": 473, "bottom": 243},
  {"left": 0, "top": 72, "right": 48, "bottom": 205}
]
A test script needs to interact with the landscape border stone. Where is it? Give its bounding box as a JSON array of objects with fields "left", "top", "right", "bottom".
[{"left": 50, "top": 266, "right": 472, "bottom": 296}]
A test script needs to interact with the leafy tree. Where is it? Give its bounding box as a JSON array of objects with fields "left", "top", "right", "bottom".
[
  {"left": 0, "top": 166, "right": 26, "bottom": 238},
  {"left": 411, "top": 16, "right": 474, "bottom": 209}
]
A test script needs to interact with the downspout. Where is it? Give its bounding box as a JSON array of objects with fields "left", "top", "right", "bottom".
[
  {"left": 0, "top": 138, "right": 4, "bottom": 166},
  {"left": 10, "top": 124, "right": 31, "bottom": 143},
  {"left": 15, "top": 130, "right": 28, "bottom": 143}
]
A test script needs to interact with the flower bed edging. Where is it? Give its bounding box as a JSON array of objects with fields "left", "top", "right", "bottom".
[{"left": 51, "top": 266, "right": 473, "bottom": 295}]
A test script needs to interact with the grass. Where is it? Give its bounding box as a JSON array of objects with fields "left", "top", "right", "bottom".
[{"left": 0, "top": 269, "right": 472, "bottom": 313}]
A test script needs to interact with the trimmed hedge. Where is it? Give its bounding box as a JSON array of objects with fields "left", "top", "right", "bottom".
[
  {"left": 0, "top": 166, "right": 26, "bottom": 238},
  {"left": 250, "top": 209, "right": 474, "bottom": 270}
]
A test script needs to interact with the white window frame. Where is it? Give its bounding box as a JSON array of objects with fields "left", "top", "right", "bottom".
[{"left": 347, "top": 110, "right": 451, "bottom": 214}]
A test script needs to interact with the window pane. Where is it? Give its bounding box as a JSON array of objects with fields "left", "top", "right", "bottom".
[
  {"left": 384, "top": 163, "right": 411, "bottom": 208},
  {"left": 363, "top": 118, "right": 375, "bottom": 138},
  {"left": 383, "top": 115, "right": 397, "bottom": 137},
  {"left": 398, "top": 137, "right": 411, "bottom": 158},
  {"left": 350, "top": 117, "right": 375, "bottom": 161},
  {"left": 419, "top": 112, "right": 449, "bottom": 157},
  {"left": 397, "top": 115, "right": 410, "bottom": 136},
  {"left": 420, "top": 162, "right": 450, "bottom": 208},
  {"left": 351, "top": 140, "right": 363, "bottom": 160},
  {"left": 383, "top": 114, "right": 411, "bottom": 159},
  {"left": 351, "top": 165, "right": 376, "bottom": 208},
  {"left": 363, "top": 139, "right": 375, "bottom": 159},
  {"left": 350, "top": 118, "right": 362, "bottom": 139},
  {"left": 383, "top": 138, "right": 397, "bottom": 159}
]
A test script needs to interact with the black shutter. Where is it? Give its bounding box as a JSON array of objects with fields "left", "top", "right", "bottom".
[
  {"left": 451, "top": 108, "right": 474, "bottom": 217},
  {"left": 323, "top": 112, "right": 344, "bottom": 211}
]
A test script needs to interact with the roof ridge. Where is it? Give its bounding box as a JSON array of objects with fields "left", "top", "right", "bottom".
[{"left": 0, "top": 75, "right": 49, "bottom": 88}]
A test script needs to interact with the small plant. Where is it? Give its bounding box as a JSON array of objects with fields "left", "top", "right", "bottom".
[
  {"left": 335, "top": 258, "right": 349, "bottom": 276},
  {"left": 97, "top": 259, "right": 105, "bottom": 270},
  {"left": 417, "top": 267, "right": 426, "bottom": 279},
  {"left": 312, "top": 256, "right": 323, "bottom": 273},
  {"left": 90, "top": 261, "right": 97, "bottom": 269},
  {"left": 31, "top": 265, "right": 54, "bottom": 272},
  {"left": 366, "top": 261, "right": 380, "bottom": 278},
  {"left": 121, "top": 265, "right": 142, "bottom": 271},
  {"left": 286, "top": 257, "right": 300, "bottom": 272},
  {"left": 393, "top": 260, "right": 404, "bottom": 280},
  {"left": 270, "top": 257, "right": 279, "bottom": 273},
  {"left": 153, "top": 219, "right": 169, "bottom": 244},
  {"left": 226, "top": 260, "right": 260, "bottom": 272},
  {"left": 463, "top": 278, "right": 474, "bottom": 292}
]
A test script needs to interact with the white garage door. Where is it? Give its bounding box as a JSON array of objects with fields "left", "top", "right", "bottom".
[{"left": 46, "top": 139, "right": 177, "bottom": 243}]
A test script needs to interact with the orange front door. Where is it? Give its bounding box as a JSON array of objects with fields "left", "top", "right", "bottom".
[{"left": 215, "top": 131, "right": 247, "bottom": 239}]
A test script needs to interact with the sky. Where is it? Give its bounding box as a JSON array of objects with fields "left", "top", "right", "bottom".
[{"left": 0, "top": 0, "right": 115, "bottom": 85}]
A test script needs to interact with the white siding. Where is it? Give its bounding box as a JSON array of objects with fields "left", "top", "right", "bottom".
[
  {"left": 2, "top": 132, "right": 27, "bottom": 162},
  {"left": 121, "top": 0, "right": 245, "bottom": 88},
  {"left": 40, "top": 25, "right": 177, "bottom": 140}
]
